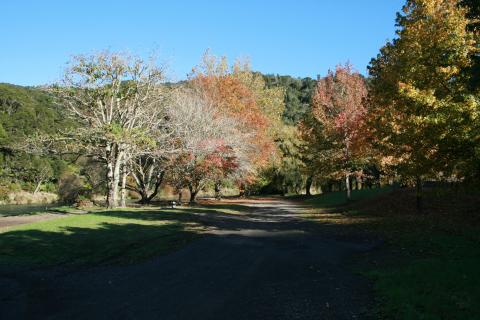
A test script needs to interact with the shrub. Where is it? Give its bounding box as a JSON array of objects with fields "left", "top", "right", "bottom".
[
  {"left": 8, "top": 182, "right": 22, "bottom": 192},
  {"left": 0, "top": 185, "right": 9, "bottom": 202},
  {"left": 43, "top": 182, "right": 57, "bottom": 193},
  {"left": 58, "top": 173, "right": 91, "bottom": 204}
]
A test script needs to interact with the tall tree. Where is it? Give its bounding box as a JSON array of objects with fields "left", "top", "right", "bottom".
[
  {"left": 52, "top": 52, "right": 167, "bottom": 208},
  {"left": 190, "top": 51, "right": 285, "bottom": 191},
  {"left": 368, "top": 0, "right": 479, "bottom": 211},
  {"left": 310, "top": 64, "right": 368, "bottom": 200},
  {"left": 165, "top": 88, "right": 244, "bottom": 203}
]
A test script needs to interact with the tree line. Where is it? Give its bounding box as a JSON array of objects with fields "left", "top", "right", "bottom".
[
  {"left": 1, "top": 0, "right": 478, "bottom": 211},
  {"left": 302, "top": 0, "right": 479, "bottom": 211}
]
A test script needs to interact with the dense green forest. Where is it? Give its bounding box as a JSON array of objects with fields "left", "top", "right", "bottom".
[{"left": 263, "top": 74, "right": 317, "bottom": 124}]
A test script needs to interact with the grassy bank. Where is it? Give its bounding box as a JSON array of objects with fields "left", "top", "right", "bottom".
[
  {"left": 303, "top": 188, "right": 480, "bottom": 319},
  {"left": 0, "top": 191, "right": 58, "bottom": 206}
]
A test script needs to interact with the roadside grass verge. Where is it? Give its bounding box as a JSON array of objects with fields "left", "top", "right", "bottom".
[
  {"left": 303, "top": 187, "right": 480, "bottom": 320},
  {"left": 290, "top": 187, "right": 392, "bottom": 208},
  {"left": 192, "top": 200, "right": 252, "bottom": 215},
  {"left": 0, "top": 203, "right": 249, "bottom": 268}
]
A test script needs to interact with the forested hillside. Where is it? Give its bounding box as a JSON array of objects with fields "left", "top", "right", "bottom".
[
  {"left": 263, "top": 74, "right": 316, "bottom": 124},
  {"left": 0, "top": 84, "right": 72, "bottom": 201}
]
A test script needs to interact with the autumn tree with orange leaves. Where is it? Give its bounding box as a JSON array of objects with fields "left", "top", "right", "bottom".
[{"left": 189, "top": 51, "right": 284, "bottom": 194}]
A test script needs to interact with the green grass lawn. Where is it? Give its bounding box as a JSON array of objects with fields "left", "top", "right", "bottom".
[
  {"left": 0, "top": 204, "right": 248, "bottom": 267},
  {"left": 304, "top": 187, "right": 480, "bottom": 320}
]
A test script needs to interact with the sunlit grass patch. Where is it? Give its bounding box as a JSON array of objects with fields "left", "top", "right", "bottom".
[{"left": 298, "top": 210, "right": 379, "bottom": 226}]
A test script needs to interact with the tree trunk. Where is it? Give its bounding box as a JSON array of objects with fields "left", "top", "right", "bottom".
[
  {"left": 189, "top": 184, "right": 198, "bottom": 204},
  {"left": 305, "top": 175, "right": 313, "bottom": 196},
  {"left": 113, "top": 149, "right": 122, "bottom": 206},
  {"left": 135, "top": 170, "right": 165, "bottom": 205},
  {"left": 33, "top": 180, "right": 43, "bottom": 195},
  {"left": 294, "top": 186, "right": 300, "bottom": 195},
  {"left": 178, "top": 191, "right": 183, "bottom": 204},
  {"left": 133, "top": 176, "right": 164, "bottom": 204},
  {"left": 214, "top": 182, "right": 222, "bottom": 200},
  {"left": 189, "top": 190, "right": 198, "bottom": 203},
  {"left": 106, "top": 145, "right": 116, "bottom": 209},
  {"left": 239, "top": 183, "right": 245, "bottom": 197},
  {"left": 139, "top": 192, "right": 149, "bottom": 204},
  {"left": 105, "top": 144, "right": 122, "bottom": 209},
  {"left": 416, "top": 176, "right": 423, "bottom": 214},
  {"left": 145, "top": 171, "right": 165, "bottom": 204},
  {"left": 120, "top": 163, "right": 127, "bottom": 208},
  {"left": 130, "top": 158, "right": 165, "bottom": 205},
  {"left": 345, "top": 173, "right": 351, "bottom": 200}
]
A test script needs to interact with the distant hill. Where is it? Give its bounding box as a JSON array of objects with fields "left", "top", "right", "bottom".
[
  {"left": 0, "top": 83, "right": 69, "bottom": 144},
  {"left": 262, "top": 74, "right": 316, "bottom": 125}
]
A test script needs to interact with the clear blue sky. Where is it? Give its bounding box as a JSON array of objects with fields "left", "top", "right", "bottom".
[{"left": 1, "top": 0, "right": 404, "bottom": 86}]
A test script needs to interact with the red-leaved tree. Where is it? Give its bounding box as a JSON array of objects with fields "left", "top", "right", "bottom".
[{"left": 311, "top": 64, "right": 368, "bottom": 199}]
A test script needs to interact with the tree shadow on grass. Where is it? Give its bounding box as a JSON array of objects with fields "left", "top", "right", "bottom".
[
  {"left": 0, "top": 221, "right": 197, "bottom": 269},
  {"left": 0, "top": 200, "right": 383, "bottom": 271}
]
